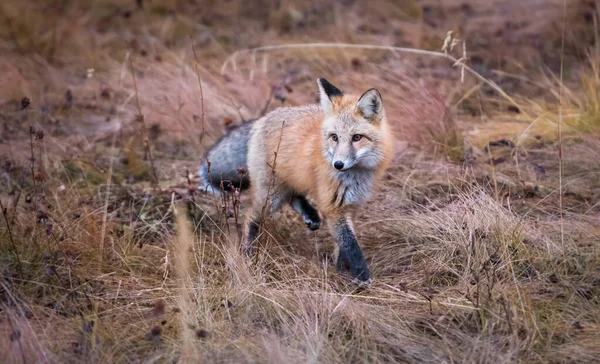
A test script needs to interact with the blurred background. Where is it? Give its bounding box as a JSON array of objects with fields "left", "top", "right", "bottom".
[{"left": 1, "top": 0, "right": 597, "bottom": 163}]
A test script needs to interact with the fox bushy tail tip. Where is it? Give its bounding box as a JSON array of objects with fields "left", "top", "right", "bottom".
[{"left": 197, "top": 120, "right": 255, "bottom": 196}]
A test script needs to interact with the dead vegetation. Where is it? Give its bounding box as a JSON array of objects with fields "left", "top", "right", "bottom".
[{"left": 1, "top": 0, "right": 599, "bottom": 363}]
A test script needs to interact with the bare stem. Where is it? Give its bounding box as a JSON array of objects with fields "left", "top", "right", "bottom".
[
  {"left": 558, "top": 0, "right": 567, "bottom": 263},
  {"left": 260, "top": 120, "right": 285, "bottom": 224},
  {"left": 99, "top": 131, "right": 117, "bottom": 263},
  {"left": 129, "top": 56, "right": 159, "bottom": 185},
  {"left": 260, "top": 87, "right": 276, "bottom": 116},
  {"left": 9, "top": 181, "right": 22, "bottom": 226},
  {"left": 0, "top": 198, "right": 23, "bottom": 278},
  {"left": 29, "top": 125, "right": 36, "bottom": 190},
  {"left": 192, "top": 42, "right": 206, "bottom": 140},
  {"left": 487, "top": 142, "right": 499, "bottom": 202}
]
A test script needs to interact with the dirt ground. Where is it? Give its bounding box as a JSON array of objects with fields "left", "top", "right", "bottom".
[{"left": 0, "top": 0, "right": 599, "bottom": 363}]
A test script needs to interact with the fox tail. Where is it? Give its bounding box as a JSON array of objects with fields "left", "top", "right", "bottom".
[{"left": 198, "top": 120, "right": 254, "bottom": 195}]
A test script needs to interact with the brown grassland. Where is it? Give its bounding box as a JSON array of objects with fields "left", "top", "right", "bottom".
[{"left": 0, "top": 0, "right": 599, "bottom": 363}]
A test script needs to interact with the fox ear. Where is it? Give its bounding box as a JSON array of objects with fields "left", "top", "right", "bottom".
[
  {"left": 317, "top": 78, "right": 343, "bottom": 114},
  {"left": 356, "top": 88, "right": 383, "bottom": 122}
]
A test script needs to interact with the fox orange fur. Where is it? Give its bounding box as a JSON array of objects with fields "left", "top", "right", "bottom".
[{"left": 200, "top": 78, "right": 394, "bottom": 283}]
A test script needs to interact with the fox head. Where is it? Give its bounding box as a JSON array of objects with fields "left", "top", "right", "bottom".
[{"left": 317, "top": 78, "right": 387, "bottom": 172}]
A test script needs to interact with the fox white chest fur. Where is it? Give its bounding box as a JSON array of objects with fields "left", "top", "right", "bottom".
[{"left": 331, "top": 169, "right": 376, "bottom": 207}]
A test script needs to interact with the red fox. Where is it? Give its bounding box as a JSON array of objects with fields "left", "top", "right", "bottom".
[{"left": 199, "top": 78, "right": 393, "bottom": 283}]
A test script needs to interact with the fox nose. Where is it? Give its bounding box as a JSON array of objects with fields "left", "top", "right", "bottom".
[{"left": 334, "top": 161, "right": 344, "bottom": 170}]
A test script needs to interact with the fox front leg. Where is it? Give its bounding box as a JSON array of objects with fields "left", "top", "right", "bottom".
[
  {"left": 330, "top": 217, "right": 370, "bottom": 283},
  {"left": 290, "top": 195, "right": 321, "bottom": 231}
]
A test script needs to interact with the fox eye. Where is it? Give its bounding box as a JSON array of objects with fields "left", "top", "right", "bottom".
[
  {"left": 330, "top": 134, "right": 338, "bottom": 142},
  {"left": 352, "top": 134, "right": 362, "bottom": 142}
]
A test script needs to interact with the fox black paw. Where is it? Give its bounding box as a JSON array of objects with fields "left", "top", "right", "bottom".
[
  {"left": 304, "top": 217, "right": 321, "bottom": 231},
  {"left": 336, "top": 251, "right": 370, "bottom": 283}
]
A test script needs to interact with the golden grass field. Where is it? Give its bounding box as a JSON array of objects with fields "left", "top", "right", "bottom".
[{"left": 0, "top": 0, "right": 599, "bottom": 363}]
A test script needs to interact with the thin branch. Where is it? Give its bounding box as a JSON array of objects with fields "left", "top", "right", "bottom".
[
  {"left": 558, "top": 0, "right": 567, "bottom": 257},
  {"left": 261, "top": 120, "right": 285, "bottom": 222},
  {"left": 99, "top": 130, "right": 118, "bottom": 263},
  {"left": 260, "top": 87, "right": 276, "bottom": 117},
  {"left": 0, "top": 198, "right": 23, "bottom": 278},
  {"left": 191, "top": 42, "right": 206, "bottom": 141},
  {"left": 220, "top": 42, "right": 531, "bottom": 121},
  {"left": 29, "top": 125, "right": 36, "bottom": 190}
]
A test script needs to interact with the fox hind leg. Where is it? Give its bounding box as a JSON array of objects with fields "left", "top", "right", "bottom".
[
  {"left": 244, "top": 196, "right": 265, "bottom": 257},
  {"left": 290, "top": 195, "right": 321, "bottom": 231},
  {"left": 245, "top": 217, "right": 260, "bottom": 255},
  {"left": 243, "top": 177, "right": 269, "bottom": 256},
  {"left": 243, "top": 183, "right": 290, "bottom": 256}
]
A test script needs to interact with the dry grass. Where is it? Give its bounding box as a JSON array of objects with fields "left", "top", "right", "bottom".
[
  {"left": 572, "top": 49, "right": 600, "bottom": 130},
  {"left": 1, "top": 0, "right": 600, "bottom": 363}
]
